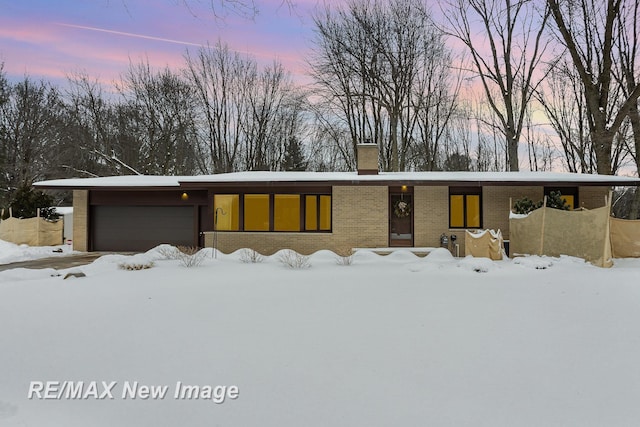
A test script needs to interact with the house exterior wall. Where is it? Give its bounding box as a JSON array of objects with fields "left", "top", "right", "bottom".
[
  {"left": 204, "top": 186, "right": 388, "bottom": 255},
  {"left": 579, "top": 186, "right": 610, "bottom": 209},
  {"left": 72, "top": 190, "right": 89, "bottom": 252},
  {"left": 412, "top": 186, "right": 542, "bottom": 254},
  {"left": 483, "top": 185, "right": 542, "bottom": 240},
  {"left": 413, "top": 186, "right": 448, "bottom": 248},
  {"left": 73, "top": 184, "right": 614, "bottom": 256}
]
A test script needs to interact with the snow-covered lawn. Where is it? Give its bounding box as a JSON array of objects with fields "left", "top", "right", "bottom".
[
  {"left": 0, "top": 239, "right": 73, "bottom": 265},
  {"left": 1, "top": 246, "right": 639, "bottom": 426}
]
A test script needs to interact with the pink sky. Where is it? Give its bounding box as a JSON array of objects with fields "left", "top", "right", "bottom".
[{"left": 0, "top": 0, "right": 331, "bottom": 87}]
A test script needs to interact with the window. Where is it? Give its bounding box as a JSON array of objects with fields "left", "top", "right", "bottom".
[
  {"left": 213, "top": 194, "right": 239, "bottom": 230},
  {"left": 244, "top": 194, "right": 270, "bottom": 231},
  {"left": 305, "top": 195, "right": 332, "bottom": 231},
  {"left": 274, "top": 195, "right": 300, "bottom": 231},
  {"left": 213, "top": 192, "right": 331, "bottom": 232},
  {"left": 449, "top": 188, "right": 482, "bottom": 229},
  {"left": 544, "top": 187, "right": 578, "bottom": 210}
]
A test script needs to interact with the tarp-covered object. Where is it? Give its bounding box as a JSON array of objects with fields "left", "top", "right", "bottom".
[
  {"left": 0, "top": 216, "right": 63, "bottom": 246},
  {"left": 465, "top": 229, "right": 504, "bottom": 260},
  {"left": 610, "top": 218, "right": 640, "bottom": 258},
  {"left": 510, "top": 205, "right": 612, "bottom": 268}
]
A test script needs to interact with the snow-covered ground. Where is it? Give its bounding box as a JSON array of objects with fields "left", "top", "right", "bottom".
[
  {"left": 0, "top": 245, "right": 639, "bottom": 426},
  {"left": 0, "top": 239, "right": 74, "bottom": 265}
]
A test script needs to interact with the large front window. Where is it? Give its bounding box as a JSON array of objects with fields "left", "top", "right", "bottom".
[
  {"left": 449, "top": 188, "right": 482, "bottom": 229},
  {"left": 213, "top": 192, "right": 331, "bottom": 232},
  {"left": 213, "top": 194, "right": 239, "bottom": 231},
  {"left": 244, "top": 194, "right": 270, "bottom": 231},
  {"left": 274, "top": 195, "right": 300, "bottom": 231}
]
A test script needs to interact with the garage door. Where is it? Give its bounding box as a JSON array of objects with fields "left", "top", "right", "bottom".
[{"left": 91, "top": 206, "right": 194, "bottom": 251}]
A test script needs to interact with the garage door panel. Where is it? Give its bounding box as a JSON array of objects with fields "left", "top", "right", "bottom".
[{"left": 92, "top": 206, "right": 194, "bottom": 251}]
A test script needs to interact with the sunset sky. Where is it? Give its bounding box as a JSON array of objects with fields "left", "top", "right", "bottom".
[{"left": 0, "top": 0, "right": 328, "bottom": 87}]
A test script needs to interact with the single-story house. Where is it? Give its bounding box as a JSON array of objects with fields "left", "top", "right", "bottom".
[{"left": 34, "top": 144, "right": 640, "bottom": 255}]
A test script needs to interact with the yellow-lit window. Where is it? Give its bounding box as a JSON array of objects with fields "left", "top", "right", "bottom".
[
  {"left": 466, "top": 195, "right": 480, "bottom": 228},
  {"left": 319, "top": 195, "right": 331, "bottom": 230},
  {"left": 561, "top": 195, "right": 575, "bottom": 210},
  {"left": 274, "top": 195, "right": 300, "bottom": 231},
  {"left": 450, "top": 195, "right": 465, "bottom": 228},
  {"left": 305, "top": 195, "right": 317, "bottom": 230},
  {"left": 213, "top": 194, "right": 239, "bottom": 231},
  {"left": 244, "top": 194, "right": 270, "bottom": 231},
  {"left": 449, "top": 189, "right": 482, "bottom": 228}
]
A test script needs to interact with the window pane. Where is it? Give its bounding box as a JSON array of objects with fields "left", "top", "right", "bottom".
[
  {"left": 244, "top": 194, "right": 270, "bottom": 231},
  {"left": 561, "top": 195, "right": 575, "bottom": 210},
  {"left": 305, "top": 195, "right": 318, "bottom": 230},
  {"left": 466, "top": 195, "right": 481, "bottom": 228},
  {"left": 450, "top": 195, "right": 464, "bottom": 228},
  {"left": 319, "top": 195, "right": 331, "bottom": 230},
  {"left": 274, "top": 195, "right": 300, "bottom": 231},
  {"left": 213, "top": 195, "right": 239, "bottom": 231}
]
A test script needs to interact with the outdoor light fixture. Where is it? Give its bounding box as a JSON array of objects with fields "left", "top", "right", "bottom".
[
  {"left": 181, "top": 192, "right": 189, "bottom": 201},
  {"left": 401, "top": 185, "right": 408, "bottom": 192}
]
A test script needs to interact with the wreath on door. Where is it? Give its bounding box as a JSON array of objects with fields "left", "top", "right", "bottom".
[{"left": 393, "top": 200, "right": 411, "bottom": 218}]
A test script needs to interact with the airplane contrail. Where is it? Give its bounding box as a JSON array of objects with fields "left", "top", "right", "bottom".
[{"left": 55, "top": 22, "right": 204, "bottom": 47}]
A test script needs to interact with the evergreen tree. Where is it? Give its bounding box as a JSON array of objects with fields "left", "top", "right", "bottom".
[
  {"left": 281, "top": 137, "right": 307, "bottom": 171},
  {"left": 513, "top": 191, "right": 569, "bottom": 214},
  {"left": 3, "top": 185, "right": 59, "bottom": 220}
]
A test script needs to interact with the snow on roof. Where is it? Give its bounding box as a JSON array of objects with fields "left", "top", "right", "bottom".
[
  {"left": 34, "top": 175, "right": 186, "bottom": 188},
  {"left": 34, "top": 171, "right": 640, "bottom": 188}
]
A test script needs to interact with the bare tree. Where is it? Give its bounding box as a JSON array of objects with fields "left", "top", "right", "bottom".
[
  {"left": 615, "top": 0, "right": 640, "bottom": 217},
  {"left": 442, "top": 0, "right": 551, "bottom": 171},
  {"left": 185, "top": 42, "right": 304, "bottom": 172},
  {"left": 309, "top": 0, "right": 455, "bottom": 171},
  {"left": 119, "top": 62, "right": 200, "bottom": 175},
  {"left": 0, "top": 78, "right": 64, "bottom": 192},
  {"left": 547, "top": 0, "right": 640, "bottom": 175}
]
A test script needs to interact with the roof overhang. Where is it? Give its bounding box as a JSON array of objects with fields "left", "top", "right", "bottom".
[{"left": 33, "top": 171, "right": 640, "bottom": 190}]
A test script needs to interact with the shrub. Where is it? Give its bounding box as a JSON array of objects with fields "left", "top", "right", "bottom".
[
  {"left": 176, "top": 246, "right": 206, "bottom": 268},
  {"left": 512, "top": 196, "right": 538, "bottom": 215},
  {"left": 156, "top": 245, "right": 181, "bottom": 260},
  {"left": 513, "top": 191, "right": 570, "bottom": 214},
  {"left": 239, "top": 248, "right": 264, "bottom": 263},
  {"left": 118, "top": 260, "right": 154, "bottom": 270},
  {"left": 334, "top": 246, "right": 355, "bottom": 266},
  {"left": 278, "top": 249, "right": 311, "bottom": 269}
]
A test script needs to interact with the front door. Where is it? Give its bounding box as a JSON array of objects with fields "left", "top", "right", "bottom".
[{"left": 389, "top": 190, "right": 413, "bottom": 247}]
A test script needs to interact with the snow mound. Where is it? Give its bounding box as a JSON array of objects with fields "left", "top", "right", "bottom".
[
  {"left": 0, "top": 267, "right": 60, "bottom": 283},
  {"left": 513, "top": 256, "right": 554, "bottom": 270},
  {"left": 458, "top": 256, "right": 496, "bottom": 273},
  {"left": 383, "top": 250, "right": 421, "bottom": 262},
  {"left": 0, "top": 239, "right": 73, "bottom": 265},
  {"left": 424, "top": 248, "right": 456, "bottom": 263}
]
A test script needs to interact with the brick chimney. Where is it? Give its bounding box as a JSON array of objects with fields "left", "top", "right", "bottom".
[{"left": 356, "top": 142, "right": 379, "bottom": 175}]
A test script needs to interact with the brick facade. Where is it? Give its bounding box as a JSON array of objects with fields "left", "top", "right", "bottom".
[
  {"left": 203, "top": 184, "right": 613, "bottom": 256},
  {"left": 204, "top": 186, "right": 388, "bottom": 255},
  {"left": 72, "top": 190, "right": 89, "bottom": 252}
]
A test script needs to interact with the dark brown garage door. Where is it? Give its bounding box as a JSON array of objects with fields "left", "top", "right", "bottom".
[{"left": 91, "top": 206, "right": 194, "bottom": 251}]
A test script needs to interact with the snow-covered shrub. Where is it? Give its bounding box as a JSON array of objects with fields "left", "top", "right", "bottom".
[
  {"left": 334, "top": 246, "right": 355, "bottom": 266},
  {"left": 118, "top": 255, "right": 154, "bottom": 270},
  {"left": 239, "top": 249, "right": 264, "bottom": 264},
  {"left": 278, "top": 249, "right": 311, "bottom": 269},
  {"left": 459, "top": 256, "right": 494, "bottom": 273},
  {"left": 176, "top": 246, "right": 206, "bottom": 268},
  {"left": 513, "top": 256, "right": 553, "bottom": 270},
  {"left": 156, "top": 245, "right": 181, "bottom": 260}
]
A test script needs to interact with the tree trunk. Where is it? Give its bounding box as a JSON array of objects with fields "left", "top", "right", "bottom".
[{"left": 592, "top": 128, "right": 614, "bottom": 175}]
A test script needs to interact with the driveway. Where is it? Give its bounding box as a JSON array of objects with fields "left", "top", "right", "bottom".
[{"left": 0, "top": 253, "right": 128, "bottom": 272}]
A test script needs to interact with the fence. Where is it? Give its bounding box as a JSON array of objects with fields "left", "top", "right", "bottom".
[
  {"left": 0, "top": 209, "right": 63, "bottom": 246},
  {"left": 509, "top": 196, "right": 613, "bottom": 268}
]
